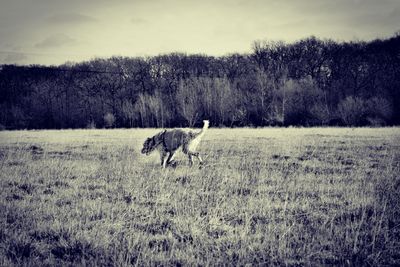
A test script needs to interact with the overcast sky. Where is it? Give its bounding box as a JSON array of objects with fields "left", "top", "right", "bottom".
[{"left": 1, "top": 0, "right": 399, "bottom": 65}]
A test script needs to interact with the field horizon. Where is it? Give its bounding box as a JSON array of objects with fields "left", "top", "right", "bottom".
[{"left": 1, "top": 127, "right": 399, "bottom": 266}]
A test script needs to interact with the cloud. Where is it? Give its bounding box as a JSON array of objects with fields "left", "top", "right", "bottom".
[
  {"left": 1, "top": 0, "right": 399, "bottom": 64},
  {"left": 382, "top": 6, "right": 400, "bottom": 27},
  {"left": 1, "top": 52, "right": 27, "bottom": 64},
  {"left": 131, "top": 18, "right": 147, "bottom": 25},
  {"left": 35, "top": 34, "right": 77, "bottom": 48},
  {"left": 47, "top": 13, "right": 97, "bottom": 24}
]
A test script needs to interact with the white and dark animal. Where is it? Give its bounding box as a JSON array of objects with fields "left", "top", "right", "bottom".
[{"left": 141, "top": 120, "right": 209, "bottom": 168}]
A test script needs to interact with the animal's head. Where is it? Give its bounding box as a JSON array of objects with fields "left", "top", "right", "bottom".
[{"left": 141, "top": 130, "right": 166, "bottom": 155}]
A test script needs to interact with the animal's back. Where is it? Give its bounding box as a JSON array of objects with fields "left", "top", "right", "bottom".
[{"left": 163, "top": 129, "right": 187, "bottom": 151}]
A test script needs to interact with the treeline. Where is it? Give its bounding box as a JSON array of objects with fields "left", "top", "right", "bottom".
[{"left": 1, "top": 34, "right": 399, "bottom": 129}]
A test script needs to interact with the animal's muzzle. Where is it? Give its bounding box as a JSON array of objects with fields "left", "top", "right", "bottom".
[{"left": 141, "top": 148, "right": 150, "bottom": 155}]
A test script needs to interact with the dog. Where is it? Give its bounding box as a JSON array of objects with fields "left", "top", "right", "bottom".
[{"left": 141, "top": 120, "right": 209, "bottom": 168}]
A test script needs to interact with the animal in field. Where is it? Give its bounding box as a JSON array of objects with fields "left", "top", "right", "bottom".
[{"left": 141, "top": 120, "right": 209, "bottom": 168}]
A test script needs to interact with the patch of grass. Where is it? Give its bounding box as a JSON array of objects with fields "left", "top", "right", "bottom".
[{"left": 0, "top": 128, "right": 399, "bottom": 266}]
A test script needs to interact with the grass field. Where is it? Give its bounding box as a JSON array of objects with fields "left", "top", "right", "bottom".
[{"left": 0, "top": 127, "right": 399, "bottom": 266}]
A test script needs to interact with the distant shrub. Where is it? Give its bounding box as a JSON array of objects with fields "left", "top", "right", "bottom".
[
  {"left": 310, "top": 103, "right": 331, "bottom": 125},
  {"left": 282, "top": 76, "right": 329, "bottom": 125},
  {"left": 366, "top": 117, "right": 386, "bottom": 127},
  {"left": 338, "top": 96, "right": 367, "bottom": 126},
  {"left": 103, "top": 113, "right": 116, "bottom": 128},
  {"left": 86, "top": 120, "right": 96, "bottom": 129},
  {"left": 10, "top": 105, "right": 29, "bottom": 129},
  {"left": 365, "top": 97, "right": 393, "bottom": 125}
]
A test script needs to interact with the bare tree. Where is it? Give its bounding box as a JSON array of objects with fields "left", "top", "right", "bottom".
[
  {"left": 122, "top": 100, "right": 135, "bottom": 127},
  {"left": 176, "top": 79, "right": 202, "bottom": 127}
]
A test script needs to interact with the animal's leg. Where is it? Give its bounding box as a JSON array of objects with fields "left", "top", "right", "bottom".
[
  {"left": 159, "top": 150, "right": 167, "bottom": 168},
  {"left": 189, "top": 151, "right": 204, "bottom": 165},
  {"left": 197, "top": 154, "right": 203, "bottom": 165},
  {"left": 162, "top": 157, "right": 168, "bottom": 168},
  {"left": 166, "top": 150, "right": 176, "bottom": 165},
  {"left": 188, "top": 153, "right": 193, "bottom": 166}
]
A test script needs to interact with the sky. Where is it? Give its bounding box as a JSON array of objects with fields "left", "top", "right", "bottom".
[{"left": 0, "top": 0, "right": 399, "bottom": 66}]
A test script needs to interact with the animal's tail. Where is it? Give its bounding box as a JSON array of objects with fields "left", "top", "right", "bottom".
[
  {"left": 197, "top": 120, "right": 209, "bottom": 136},
  {"left": 186, "top": 120, "right": 209, "bottom": 152}
]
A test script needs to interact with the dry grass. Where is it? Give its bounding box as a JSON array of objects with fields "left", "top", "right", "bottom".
[{"left": 0, "top": 128, "right": 399, "bottom": 266}]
